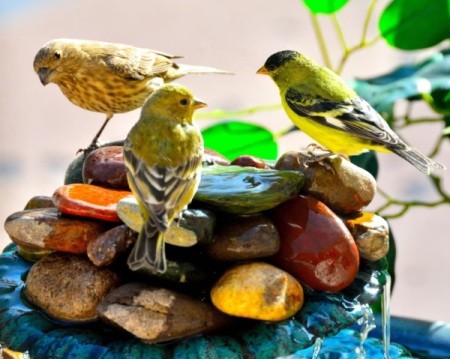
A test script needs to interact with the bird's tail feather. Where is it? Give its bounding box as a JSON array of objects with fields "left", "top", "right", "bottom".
[
  {"left": 127, "top": 222, "right": 166, "bottom": 274},
  {"left": 391, "top": 146, "right": 445, "bottom": 175},
  {"left": 176, "top": 63, "right": 233, "bottom": 76}
]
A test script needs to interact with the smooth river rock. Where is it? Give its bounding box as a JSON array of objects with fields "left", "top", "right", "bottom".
[
  {"left": 53, "top": 183, "right": 132, "bottom": 222},
  {"left": 208, "top": 214, "right": 280, "bottom": 261},
  {"left": 4, "top": 208, "right": 109, "bottom": 254},
  {"left": 87, "top": 224, "right": 137, "bottom": 266},
  {"left": 25, "top": 252, "right": 120, "bottom": 322},
  {"left": 275, "top": 151, "right": 376, "bottom": 215},
  {"left": 210, "top": 262, "right": 304, "bottom": 321},
  {"left": 345, "top": 212, "right": 390, "bottom": 261},
  {"left": 82, "top": 146, "right": 129, "bottom": 190},
  {"left": 270, "top": 195, "right": 360, "bottom": 292},
  {"left": 97, "top": 282, "right": 232, "bottom": 343}
]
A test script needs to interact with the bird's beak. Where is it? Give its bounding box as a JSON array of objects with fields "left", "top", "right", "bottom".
[
  {"left": 37, "top": 67, "right": 52, "bottom": 86},
  {"left": 193, "top": 98, "right": 207, "bottom": 109},
  {"left": 256, "top": 66, "right": 268, "bottom": 75}
]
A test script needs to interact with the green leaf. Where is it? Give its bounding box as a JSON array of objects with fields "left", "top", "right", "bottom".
[
  {"left": 301, "top": 0, "right": 349, "bottom": 14},
  {"left": 201, "top": 121, "right": 278, "bottom": 161},
  {"left": 379, "top": 0, "right": 450, "bottom": 50},
  {"left": 350, "top": 151, "right": 379, "bottom": 179},
  {"left": 349, "top": 50, "right": 450, "bottom": 115}
]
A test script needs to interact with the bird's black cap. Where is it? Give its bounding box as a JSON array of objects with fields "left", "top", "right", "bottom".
[{"left": 264, "top": 50, "right": 298, "bottom": 71}]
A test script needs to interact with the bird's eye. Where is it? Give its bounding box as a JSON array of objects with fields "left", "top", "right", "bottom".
[
  {"left": 179, "top": 99, "right": 189, "bottom": 106},
  {"left": 267, "top": 64, "right": 276, "bottom": 71},
  {"left": 54, "top": 52, "right": 61, "bottom": 60}
]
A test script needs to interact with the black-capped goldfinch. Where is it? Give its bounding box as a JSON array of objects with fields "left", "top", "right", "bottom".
[{"left": 257, "top": 50, "right": 445, "bottom": 174}]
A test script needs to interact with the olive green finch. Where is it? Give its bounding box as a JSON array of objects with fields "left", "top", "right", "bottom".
[{"left": 124, "top": 83, "right": 205, "bottom": 274}]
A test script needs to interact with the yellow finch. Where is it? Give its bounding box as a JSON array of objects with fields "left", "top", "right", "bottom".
[
  {"left": 257, "top": 50, "right": 445, "bottom": 174},
  {"left": 33, "top": 38, "right": 228, "bottom": 150},
  {"left": 124, "top": 84, "right": 205, "bottom": 274}
]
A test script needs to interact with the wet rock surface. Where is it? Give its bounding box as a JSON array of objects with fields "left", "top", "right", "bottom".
[
  {"left": 97, "top": 282, "right": 232, "bottom": 343},
  {"left": 270, "top": 195, "right": 360, "bottom": 292},
  {"left": 53, "top": 183, "right": 132, "bottom": 222},
  {"left": 25, "top": 252, "right": 120, "bottom": 322},
  {"left": 4, "top": 208, "right": 109, "bottom": 254},
  {"left": 0, "top": 144, "right": 395, "bottom": 356},
  {"left": 210, "top": 262, "right": 304, "bottom": 321},
  {"left": 208, "top": 214, "right": 280, "bottom": 261}
]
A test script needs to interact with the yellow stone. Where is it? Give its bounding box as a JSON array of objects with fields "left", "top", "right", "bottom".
[
  {"left": 210, "top": 262, "right": 304, "bottom": 321},
  {"left": 116, "top": 197, "right": 197, "bottom": 247}
]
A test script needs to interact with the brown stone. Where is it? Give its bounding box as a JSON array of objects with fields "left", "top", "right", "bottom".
[
  {"left": 87, "top": 224, "right": 137, "bottom": 266},
  {"left": 82, "top": 146, "right": 129, "bottom": 190},
  {"left": 276, "top": 151, "right": 376, "bottom": 215},
  {"left": 23, "top": 195, "right": 55, "bottom": 210},
  {"left": 4, "top": 208, "right": 109, "bottom": 254},
  {"left": 208, "top": 215, "right": 280, "bottom": 261},
  {"left": 230, "top": 155, "right": 270, "bottom": 169},
  {"left": 345, "top": 212, "right": 390, "bottom": 261},
  {"left": 97, "top": 282, "right": 232, "bottom": 343},
  {"left": 25, "top": 252, "right": 120, "bottom": 322}
]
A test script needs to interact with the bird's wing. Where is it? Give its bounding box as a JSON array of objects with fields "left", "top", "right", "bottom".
[
  {"left": 102, "top": 47, "right": 175, "bottom": 81},
  {"left": 124, "top": 143, "right": 202, "bottom": 231},
  {"left": 285, "top": 88, "right": 403, "bottom": 147}
]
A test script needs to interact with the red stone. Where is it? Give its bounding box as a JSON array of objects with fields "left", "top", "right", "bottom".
[
  {"left": 270, "top": 195, "right": 359, "bottom": 292},
  {"left": 230, "top": 155, "right": 269, "bottom": 169},
  {"left": 53, "top": 184, "right": 133, "bottom": 222}
]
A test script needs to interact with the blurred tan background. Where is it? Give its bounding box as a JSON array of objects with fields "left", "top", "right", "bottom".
[{"left": 1, "top": 0, "right": 449, "bottom": 323}]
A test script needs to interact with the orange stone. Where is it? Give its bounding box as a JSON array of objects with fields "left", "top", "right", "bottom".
[{"left": 53, "top": 183, "right": 133, "bottom": 222}]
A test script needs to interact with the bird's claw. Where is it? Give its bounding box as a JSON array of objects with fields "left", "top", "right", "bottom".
[{"left": 76, "top": 142, "right": 99, "bottom": 156}]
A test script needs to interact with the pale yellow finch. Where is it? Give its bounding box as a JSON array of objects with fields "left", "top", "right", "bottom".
[
  {"left": 33, "top": 38, "right": 228, "bottom": 150},
  {"left": 257, "top": 50, "right": 445, "bottom": 174},
  {"left": 124, "top": 84, "right": 205, "bottom": 274}
]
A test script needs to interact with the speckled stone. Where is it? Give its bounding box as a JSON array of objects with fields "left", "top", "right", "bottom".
[
  {"left": 4, "top": 208, "right": 109, "bottom": 254},
  {"left": 210, "top": 262, "right": 304, "bottom": 321},
  {"left": 275, "top": 151, "right": 376, "bottom": 215},
  {"left": 345, "top": 212, "right": 390, "bottom": 261},
  {"left": 208, "top": 215, "right": 280, "bottom": 261},
  {"left": 97, "top": 282, "right": 232, "bottom": 343},
  {"left": 25, "top": 252, "right": 120, "bottom": 322},
  {"left": 87, "top": 224, "right": 137, "bottom": 266},
  {"left": 82, "top": 146, "right": 129, "bottom": 190}
]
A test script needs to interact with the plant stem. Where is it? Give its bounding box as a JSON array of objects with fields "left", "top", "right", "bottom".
[
  {"left": 335, "top": 0, "right": 381, "bottom": 74},
  {"left": 360, "top": 0, "right": 379, "bottom": 45},
  {"left": 375, "top": 174, "right": 450, "bottom": 219},
  {"left": 310, "top": 13, "right": 333, "bottom": 69},
  {"left": 194, "top": 103, "right": 282, "bottom": 120},
  {"left": 331, "top": 14, "right": 347, "bottom": 53}
]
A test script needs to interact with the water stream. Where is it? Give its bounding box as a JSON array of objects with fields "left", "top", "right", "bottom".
[
  {"left": 311, "top": 337, "right": 323, "bottom": 359},
  {"left": 382, "top": 274, "right": 392, "bottom": 359}
]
